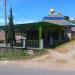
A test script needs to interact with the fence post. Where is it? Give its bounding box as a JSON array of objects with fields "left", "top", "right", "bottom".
[
  {"left": 23, "top": 38, "right": 26, "bottom": 48},
  {"left": 40, "top": 39, "right": 43, "bottom": 49},
  {"left": 8, "top": 43, "right": 10, "bottom": 47}
]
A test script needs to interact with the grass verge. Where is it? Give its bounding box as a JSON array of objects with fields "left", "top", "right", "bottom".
[{"left": 0, "top": 49, "right": 48, "bottom": 60}]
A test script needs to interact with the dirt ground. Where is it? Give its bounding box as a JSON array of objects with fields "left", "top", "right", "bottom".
[{"left": 1, "top": 40, "right": 75, "bottom": 70}]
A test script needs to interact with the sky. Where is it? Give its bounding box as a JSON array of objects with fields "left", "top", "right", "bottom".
[{"left": 0, "top": 0, "right": 75, "bottom": 25}]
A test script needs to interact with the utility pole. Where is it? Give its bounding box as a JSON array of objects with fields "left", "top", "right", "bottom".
[
  {"left": 4, "top": 0, "right": 7, "bottom": 25},
  {"left": 4, "top": 0, "right": 7, "bottom": 46}
]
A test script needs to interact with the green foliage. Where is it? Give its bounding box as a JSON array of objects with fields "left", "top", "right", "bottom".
[
  {"left": 57, "top": 13, "right": 62, "bottom": 16},
  {"left": 70, "top": 19, "right": 75, "bottom": 24},
  {"left": 0, "top": 49, "right": 28, "bottom": 60},
  {"left": 64, "top": 16, "right": 70, "bottom": 21},
  {"left": 6, "top": 7, "right": 16, "bottom": 46},
  {"left": 0, "top": 49, "right": 48, "bottom": 60}
]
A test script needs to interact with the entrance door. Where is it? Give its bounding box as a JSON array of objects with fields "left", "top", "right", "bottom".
[
  {"left": 43, "top": 38, "right": 50, "bottom": 48},
  {"left": 43, "top": 30, "right": 51, "bottom": 48}
]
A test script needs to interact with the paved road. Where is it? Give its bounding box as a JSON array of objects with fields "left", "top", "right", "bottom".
[{"left": 0, "top": 64, "right": 75, "bottom": 75}]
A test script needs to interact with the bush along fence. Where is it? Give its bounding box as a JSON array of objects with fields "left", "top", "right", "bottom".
[{"left": 0, "top": 47, "right": 47, "bottom": 60}]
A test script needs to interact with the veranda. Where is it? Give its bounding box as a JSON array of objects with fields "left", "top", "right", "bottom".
[{"left": 15, "top": 22, "right": 67, "bottom": 49}]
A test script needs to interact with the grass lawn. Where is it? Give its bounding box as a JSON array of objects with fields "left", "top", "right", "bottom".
[{"left": 0, "top": 49, "right": 48, "bottom": 60}]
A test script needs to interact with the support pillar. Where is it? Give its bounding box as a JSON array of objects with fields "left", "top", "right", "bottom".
[
  {"left": 40, "top": 39, "right": 43, "bottom": 49},
  {"left": 39, "top": 26, "right": 43, "bottom": 49},
  {"left": 50, "top": 32, "right": 53, "bottom": 47},
  {"left": 58, "top": 30, "right": 62, "bottom": 42},
  {"left": 22, "top": 33, "right": 26, "bottom": 48},
  {"left": 23, "top": 39, "right": 26, "bottom": 48}
]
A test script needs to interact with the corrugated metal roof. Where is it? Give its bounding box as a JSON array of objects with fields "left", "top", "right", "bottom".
[
  {"left": 43, "top": 16, "right": 64, "bottom": 20},
  {"left": 43, "top": 20, "right": 74, "bottom": 26},
  {"left": 42, "top": 16, "right": 75, "bottom": 26}
]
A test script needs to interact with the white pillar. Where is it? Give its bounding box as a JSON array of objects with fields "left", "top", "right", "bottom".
[
  {"left": 23, "top": 39, "right": 26, "bottom": 48},
  {"left": 67, "top": 33, "right": 71, "bottom": 40},
  {"left": 8, "top": 43, "right": 10, "bottom": 47},
  {"left": 40, "top": 39, "right": 43, "bottom": 49}
]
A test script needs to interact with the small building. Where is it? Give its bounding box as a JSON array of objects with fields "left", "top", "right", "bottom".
[
  {"left": 15, "top": 9, "right": 74, "bottom": 49},
  {"left": 0, "top": 29, "right": 5, "bottom": 42},
  {"left": 71, "top": 26, "right": 75, "bottom": 39}
]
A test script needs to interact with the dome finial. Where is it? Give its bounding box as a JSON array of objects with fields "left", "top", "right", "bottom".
[{"left": 50, "top": 8, "right": 55, "bottom": 15}]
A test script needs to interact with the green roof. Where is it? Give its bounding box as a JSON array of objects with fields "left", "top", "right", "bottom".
[
  {"left": 0, "top": 22, "right": 64, "bottom": 33},
  {"left": 15, "top": 22, "right": 64, "bottom": 27},
  {"left": 14, "top": 22, "right": 64, "bottom": 32}
]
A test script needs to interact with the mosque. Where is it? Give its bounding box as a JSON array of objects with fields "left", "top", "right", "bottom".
[
  {"left": 0, "top": 8, "right": 75, "bottom": 49},
  {"left": 14, "top": 8, "right": 75, "bottom": 49}
]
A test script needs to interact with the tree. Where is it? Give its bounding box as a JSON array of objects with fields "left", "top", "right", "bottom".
[
  {"left": 70, "top": 18, "right": 75, "bottom": 24},
  {"left": 57, "top": 13, "right": 62, "bottom": 16},
  {"left": 5, "top": 24, "right": 8, "bottom": 45},
  {"left": 7, "top": 7, "right": 16, "bottom": 46},
  {"left": 64, "top": 16, "right": 70, "bottom": 21}
]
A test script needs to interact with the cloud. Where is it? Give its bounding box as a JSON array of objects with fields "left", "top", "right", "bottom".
[
  {"left": 14, "top": 19, "right": 39, "bottom": 24},
  {"left": 0, "top": 18, "right": 4, "bottom": 26},
  {"left": 0, "top": 12, "right": 4, "bottom": 18},
  {"left": 70, "top": 17, "right": 74, "bottom": 21},
  {"left": 0, "top": 19, "right": 38, "bottom": 26},
  {"left": 0, "top": 18, "right": 4, "bottom": 23}
]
